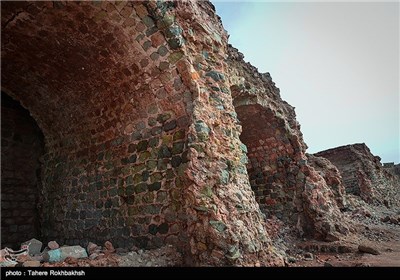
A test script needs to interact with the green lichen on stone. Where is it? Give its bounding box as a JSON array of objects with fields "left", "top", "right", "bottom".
[
  {"left": 132, "top": 163, "right": 146, "bottom": 173},
  {"left": 126, "top": 185, "right": 135, "bottom": 196},
  {"left": 133, "top": 174, "right": 142, "bottom": 185},
  {"left": 168, "top": 51, "right": 184, "bottom": 64},
  {"left": 201, "top": 186, "right": 213, "bottom": 198},
  {"left": 167, "top": 37, "right": 184, "bottom": 49},
  {"left": 194, "top": 206, "right": 209, "bottom": 212},
  {"left": 148, "top": 117, "right": 158, "bottom": 127},
  {"left": 93, "top": 10, "right": 107, "bottom": 22},
  {"left": 142, "top": 40, "right": 152, "bottom": 51},
  {"left": 156, "top": 191, "right": 167, "bottom": 203},
  {"left": 137, "top": 140, "right": 148, "bottom": 152},
  {"left": 148, "top": 182, "right": 161, "bottom": 191},
  {"left": 165, "top": 25, "right": 183, "bottom": 37},
  {"left": 172, "top": 141, "right": 185, "bottom": 154},
  {"left": 146, "top": 160, "right": 157, "bottom": 170},
  {"left": 194, "top": 121, "right": 210, "bottom": 141},
  {"left": 143, "top": 192, "right": 155, "bottom": 203},
  {"left": 239, "top": 143, "right": 248, "bottom": 153},
  {"left": 166, "top": 169, "right": 175, "bottom": 179},
  {"left": 220, "top": 170, "right": 230, "bottom": 185},
  {"left": 205, "top": 71, "right": 225, "bottom": 82},
  {"left": 136, "top": 34, "right": 145, "bottom": 42},
  {"left": 158, "top": 46, "right": 168, "bottom": 57},
  {"left": 139, "top": 151, "right": 151, "bottom": 161},
  {"left": 146, "top": 26, "right": 158, "bottom": 36},
  {"left": 158, "top": 145, "right": 172, "bottom": 158},
  {"left": 150, "top": 172, "right": 163, "bottom": 183},
  {"left": 148, "top": 137, "right": 159, "bottom": 148},
  {"left": 157, "top": 14, "right": 175, "bottom": 29},
  {"left": 157, "top": 112, "right": 172, "bottom": 123},
  {"left": 226, "top": 245, "right": 241, "bottom": 260},
  {"left": 134, "top": 183, "right": 147, "bottom": 194},
  {"left": 128, "top": 207, "right": 139, "bottom": 216},
  {"left": 240, "top": 154, "right": 248, "bottom": 164},
  {"left": 209, "top": 220, "right": 227, "bottom": 232},
  {"left": 142, "top": 15, "right": 155, "bottom": 28},
  {"left": 162, "top": 134, "right": 173, "bottom": 145},
  {"left": 159, "top": 61, "right": 170, "bottom": 71},
  {"left": 173, "top": 130, "right": 185, "bottom": 141}
]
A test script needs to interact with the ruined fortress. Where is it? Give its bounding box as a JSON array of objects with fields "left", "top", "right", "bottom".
[{"left": 1, "top": 1, "right": 398, "bottom": 266}]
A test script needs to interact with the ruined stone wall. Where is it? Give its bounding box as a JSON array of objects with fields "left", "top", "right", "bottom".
[
  {"left": 383, "top": 163, "right": 400, "bottom": 178},
  {"left": 225, "top": 45, "right": 347, "bottom": 240},
  {"left": 315, "top": 143, "right": 400, "bottom": 207},
  {"left": 306, "top": 154, "right": 345, "bottom": 209},
  {"left": 2, "top": 0, "right": 350, "bottom": 266},
  {"left": 2, "top": 1, "right": 192, "bottom": 250},
  {"left": 1, "top": 93, "right": 44, "bottom": 249}
]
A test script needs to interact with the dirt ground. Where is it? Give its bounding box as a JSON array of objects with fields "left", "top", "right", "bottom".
[
  {"left": 284, "top": 195, "right": 400, "bottom": 267},
  {"left": 2, "top": 195, "right": 399, "bottom": 267}
]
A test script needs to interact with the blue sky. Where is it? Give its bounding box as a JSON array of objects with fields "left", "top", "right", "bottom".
[{"left": 212, "top": 1, "right": 399, "bottom": 163}]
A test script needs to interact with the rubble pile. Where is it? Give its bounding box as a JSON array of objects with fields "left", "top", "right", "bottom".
[{"left": 0, "top": 239, "right": 181, "bottom": 267}]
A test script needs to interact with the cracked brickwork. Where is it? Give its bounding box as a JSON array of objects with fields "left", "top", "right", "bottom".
[{"left": 2, "top": 0, "right": 349, "bottom": 265}]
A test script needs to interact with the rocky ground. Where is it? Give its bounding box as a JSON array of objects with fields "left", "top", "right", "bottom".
[
  {"left": 1, "top": 194, "right": 398, "bottom": 267},
  {"left": 283, "top": 194, "right": 400, "bottom": 267}
]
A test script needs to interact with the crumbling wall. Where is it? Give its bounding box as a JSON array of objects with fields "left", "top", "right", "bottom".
[
  {"left": 383, "top": 163, "right": 400, "bottom": 178},
  {"left": 306, "top": 154, "right": 345, "bottom": 210},
  {"left": 226, "top": 45, "right": 348, "bottom": 240},
  {"left": 1, "top": 93, "right": 44, "bottom": 249},
  {"left": 1, "top": 1, "right": 192, "bottom": 250},
  {"left": 1, "top": 0, "right": 352, "bottom": 266},
  {"left": 168, "top": 1, "right": 283, "bottom": 266},
  {"left": 315, "top": 143, "right": 400, "bottom": 207}
]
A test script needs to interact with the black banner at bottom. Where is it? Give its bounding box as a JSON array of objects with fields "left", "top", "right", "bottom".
[{"left": 0, "top": 267, "right": 395, "bottom": 279}]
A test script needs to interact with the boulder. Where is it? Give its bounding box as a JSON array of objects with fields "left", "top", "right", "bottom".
[
  {"left": 22, "top": 238, "right": 43, "bottom": 256},
  {"left": 48, "top": 241, "right": 59, "bottom": 250},
  {"left": 43, "top": 245, "right": 88, "bottom": 262},
  {"left": 358, "top": 244, "right": 380, "bottom": 255}
]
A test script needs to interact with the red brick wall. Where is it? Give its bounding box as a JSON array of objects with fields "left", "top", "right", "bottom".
[{"left": 237, "top": 104, "right": 298, "bottom": 219}]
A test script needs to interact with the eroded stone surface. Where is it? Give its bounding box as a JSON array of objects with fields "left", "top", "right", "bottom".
[
  {"left": 315, "top": 143, "right": 400, "bottom": 207},
  {"left": 1, "top": 0, "right": 354, "bottom": 266}
]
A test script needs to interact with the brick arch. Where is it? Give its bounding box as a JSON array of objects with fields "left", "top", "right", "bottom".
[
  {"left": 235, "top": 103, "right": 300, "bottom": 220},
  {"left": 1, "top": 1, "right": 191, "bottom": 249}
]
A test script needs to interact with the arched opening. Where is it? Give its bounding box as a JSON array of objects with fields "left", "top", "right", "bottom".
[
  {"left": 1, "top": 1, "right": 191, "bottom": 250},
  {"left": 1, "top": 92, "right": 44, "bottom": 249},
  {"left": 235, "top": 104, "right": 297, "bottom": 220}
]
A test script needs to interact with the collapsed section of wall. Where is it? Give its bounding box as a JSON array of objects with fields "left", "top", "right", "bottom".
[
  {"left": 315, "top": 143, "right": 400, "bottom": 207},
  {"left": 1, "top": 0, "right": 355, "bottom": 266},
  {"left": 226, "top": 45, "right": 349, "bottom": 241}
]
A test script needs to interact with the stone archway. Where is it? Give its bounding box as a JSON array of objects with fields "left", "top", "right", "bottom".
[
  {"left": 1, "top": 1, "right": 192, "bottom": 250},
  {"left": 1, "top": 92, "right": 44, "bottom": 249},
  {"left": 235, "top": 104, "right": 297, "bottom": 220}
]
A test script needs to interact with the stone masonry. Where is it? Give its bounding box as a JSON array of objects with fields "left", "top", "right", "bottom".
[
  {"left": 2, "top": 1, "right": 348, "bottom": 266},
  {"left": 383, "top": 162, "right": 400, "bottom": 178},
  {"left": 315, "top": 143, "right": 400, "bottom": 207}
]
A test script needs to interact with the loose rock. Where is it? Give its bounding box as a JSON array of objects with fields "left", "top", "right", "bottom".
[
  {"left": 48, "top": 241, "right": 59, "bottom": 250},
  {"left": 43, "top": 246, "right": 88, "bottom": 262},
  {"left": 22, "top": 238, "right": 43, "bottom": 256},
  {"left": 358, "top": 244, "right": 380, "bottom": 255},
  {"left": 104, "top": 241, "right": 115, "bottom": 253}
]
